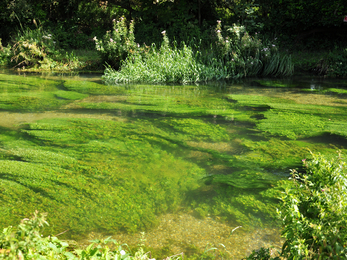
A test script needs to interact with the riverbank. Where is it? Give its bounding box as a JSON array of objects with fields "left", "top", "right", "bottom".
[{"left": 2, "top": 48, "right": 343, "bottom": 80}]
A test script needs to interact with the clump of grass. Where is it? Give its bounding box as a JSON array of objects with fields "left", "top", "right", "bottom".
[
  {"left": 103, "top": 32, "right": 205, "bottom": 84},
  {"left": 2, "top": 25, "right": 98, "bottom": 72},
  {"left": 100, "top": 21, "right": 294, "bottom": 84}
]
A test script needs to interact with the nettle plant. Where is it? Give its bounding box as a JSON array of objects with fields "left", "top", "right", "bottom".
[
  {"left": 278, "top": 152, "right": 347, "bottom": 259},
  {"left": 94, "top": 17, "right": 140, "bottom": 69}
]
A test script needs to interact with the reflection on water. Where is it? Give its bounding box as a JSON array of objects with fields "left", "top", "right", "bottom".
[{"left": 0, "top": 71, "right": 347, "bottom": 259}]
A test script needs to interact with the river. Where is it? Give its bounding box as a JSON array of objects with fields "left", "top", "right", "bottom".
[{"left": 1, "top": 70, "right": 346, "bottom": 259}]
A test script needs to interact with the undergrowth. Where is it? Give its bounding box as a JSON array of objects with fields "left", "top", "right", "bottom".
[{"left": 99, "top": 20, "right": 294, "bottom": 84}]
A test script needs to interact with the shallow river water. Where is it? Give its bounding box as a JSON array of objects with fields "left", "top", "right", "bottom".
[{"left": 1, "top": 70, "right": 347, "bottom": 259}]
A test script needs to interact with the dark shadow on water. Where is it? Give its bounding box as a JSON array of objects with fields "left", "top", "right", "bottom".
[{"left": 302, "top": 132, "right": 347, "bottom": 148}]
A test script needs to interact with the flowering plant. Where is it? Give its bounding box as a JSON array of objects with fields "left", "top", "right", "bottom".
[{"left": 94, "top": 17, "right": 139, "bottom": 69}]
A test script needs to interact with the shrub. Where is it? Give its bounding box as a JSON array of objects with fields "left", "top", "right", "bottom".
[
  {"left": 0, "top": 211, "right": 157, "bottom": 259},
  {"left": 3, "top": 27, "right": 92, "bottom": 71},
  {"left": 0, "top": 211, "right": 73, "bottom": 259},
  {"left": 211, "top": 22, "right": 293, "bottom": 78},
  {"left": 324, "top": 48, "right": 347, "bottom": 77},
  {"left": 101, "top": 20, "right": 294, "bottom": 84},
  {"left": 0, "top": 39, "right": 11, "bottom": 65},
  {"left": 103, "top": 32, "right": 206, "bottom": 84},
  {"left": 94, "top": 17, "right": 138, "bottom": 69},
  {"left": 9, "top": 28, "right": 58, "bottom": 69},
  {"left": 278, "top": 152, "right": 347, "bottom": 259}
]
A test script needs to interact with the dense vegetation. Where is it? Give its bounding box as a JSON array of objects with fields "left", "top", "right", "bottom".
[
  {"left": 1, "top": 0, "right": 347, "bottom": 77},
  {"left": 1, "top": 152, "right": 346, "bottom": 259},
  {"left": 0, "top": 72, "right": 347, "bottom": 258},
  {"left": 1, "top": 0, "right": 347, "bottom": 259}
]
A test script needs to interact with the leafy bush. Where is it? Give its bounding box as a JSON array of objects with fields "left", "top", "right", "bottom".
[
  {"left": 0, "top": 211, "right": 160, "bottom": 259},
  {"left": 103, "top": 32, "right": 206, "bottom": 84},
  {"left": 322, "top": 48, "right": 347, "bottom": 77},
  {"left": 278, "top": 152, "right": 347, "bottom": 259},
  {"left": 244, "top": 247, "right": 280, "bottom": 260},
  {"left": 94, "top": 17, "right": 138, "bottom": 69},
  {"left": 0, "top": 39, "right": 11, "bottom": 65},
  {"left": 211, "top": 22, "right": 293, "bottom": 78},
  {"left": 9, "top": 28, "right": 58, "bottom": 69},
  {"left": 101, "top": 20, "right": 293, "bottom": 84},
  {"left": 2, "top": 27, "right": 90, "bottom": 71}
]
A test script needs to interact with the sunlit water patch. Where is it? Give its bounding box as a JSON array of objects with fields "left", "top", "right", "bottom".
[{"left": 0, "top": 71, "right": 346, "bottom": 259}]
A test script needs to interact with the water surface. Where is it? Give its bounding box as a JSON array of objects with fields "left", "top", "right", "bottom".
[{"left": 1, "top": 71, "right": 346, "bottom": 259}]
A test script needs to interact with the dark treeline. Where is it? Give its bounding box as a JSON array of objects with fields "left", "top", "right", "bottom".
[{"left": 1, "top": 0, "right": 347, "bottom": 49}]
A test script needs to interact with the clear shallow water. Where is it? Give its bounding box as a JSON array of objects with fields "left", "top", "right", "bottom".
[{"left": 0, "top": 71, "right": 347, "bottom": 259}]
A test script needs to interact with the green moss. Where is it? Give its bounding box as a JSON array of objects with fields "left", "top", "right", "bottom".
[
  {"left": 0, "top": 73, "right": 60, "bottom": 92},
  {"left": 1, "top": 74, "right": 346, "bottom": 243},
  {"left": 325, "top": 88, "right": 347, "bottom": 95},
  {"left": 257, "top": 104, "right": 347, "bottom": 140},
  {"left": 75, "top": 85, "right": 253, "bottom": 123},
  {"left": 249, "top": 79, "right": 298, "bottom": 88},
  {"left": 229, "top": 94, "right": 347, "bottom": 140},
  {"left": 0, "top": 117, "right": 205, "bottom": 236},
  {"left": 0, "top": 75, "right": 90, "bottom": 111},
  {"left": 63, "top": 79, "right": 126, "bottom": 95},
  {"left": 54, "top": 90, "right": 88, "bottom": 100},
  {"left": 188, "top": 185, "right": 279, "bottom": 228},
  {"left": 158, "top": 118, "right": 231, "bottom": 142}
]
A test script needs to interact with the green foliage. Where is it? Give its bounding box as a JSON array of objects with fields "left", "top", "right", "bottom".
[
  {"left": 10, "top": 28, "right": 58, "bottom": 69},
  {"left": 94, "top": 17, "right": 138, "bottom": 69},
  {"left": 102, "top": 21, "right": 294, "bottom": 84},
  {"left": 103, "top": 33, "right": 207, "bottom": 84},
  {"left": 0, "top": 39, "right": 11, "bottom": 65},
  {"left": 0, "top": 211, "right": 72, "bottom": 259},
  {"left": 229, "top": 93, "right": 347, "bottom": 140},
  {"left": 244, "top": 247, "right": 280, "bottom": 260},
  {"left": 0, "top": 211, "right": 157, "bottom": 259},
  {"left": 3, "top": 27, "right": 93, "bottom": 71},
  {"left": 0, "top": 74, "right": 89, "bottom": 111},
  {"left": 211, "top": 22, "right": 293, "bottom": 78},
  {"left": 323, "top": 48, "right": 347, "bottom": 77},
  {"left": 278, "top": 152, "right": 347, "bottom": 259}
]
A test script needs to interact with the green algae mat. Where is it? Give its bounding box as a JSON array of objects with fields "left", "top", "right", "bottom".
[{"left": 0, "top": 72, "right": 347, "bottom": 249}]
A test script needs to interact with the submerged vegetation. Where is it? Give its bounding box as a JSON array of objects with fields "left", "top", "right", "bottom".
[{"left": 0, "top": 72, "right": 347, "bottom": 258}]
